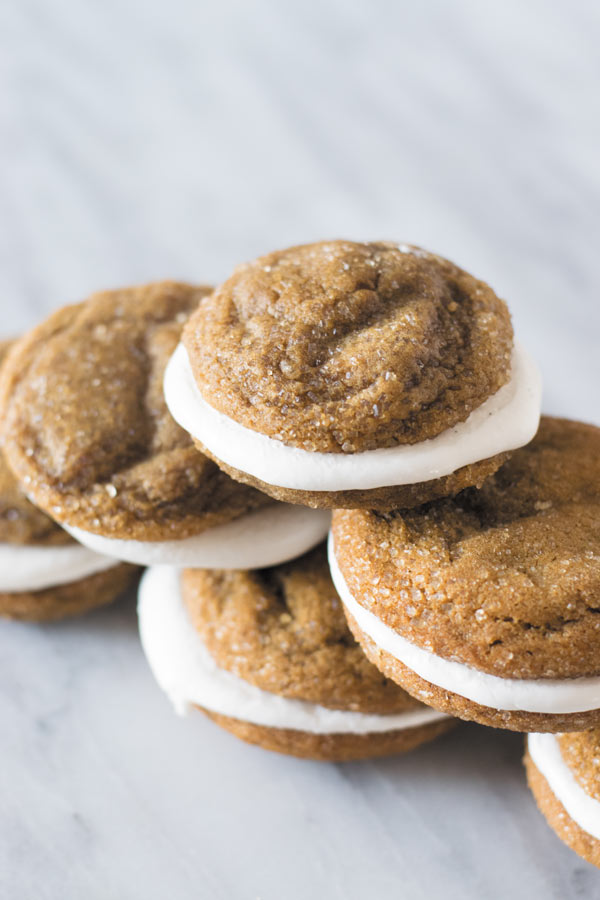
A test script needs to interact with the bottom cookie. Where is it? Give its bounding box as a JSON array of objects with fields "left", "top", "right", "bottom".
[
  {"left": 200, "top": 707, "right": 454, "bottom": 762},
  {"left": 344, "top": 611, "right": 600, "bottom": 733},
  {"left": 0, "top": 562, "right": 138, "bottom": 622},
  {"left": 525, "top": 741, "right": 600, "bottom": 868},
  {"left": 194, "top": 438, "right": 510, "bottom": 511}
]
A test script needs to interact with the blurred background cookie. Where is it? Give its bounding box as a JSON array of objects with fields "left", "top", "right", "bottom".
[{"left": 0, "top": 285, "right": 329, "bottom": 568}]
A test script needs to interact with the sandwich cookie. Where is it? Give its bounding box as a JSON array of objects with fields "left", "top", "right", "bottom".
[
  {"left": 526, "top": 730, "right": 600, "bottom": 868},
  {"left": 0, "top": 341, "right": 136, "bottom": 620},
  {"left": 330, "top": 418, "right": 600, "bottom": 732},
  {"left": 166, "top": 240, "right": 541, "bottom": 510},
  {"left": 0, "top": 284, "right": 329, "bottom": 567},
  {"left": 138, "top": 545, "right": 453, "bottom": 761}
]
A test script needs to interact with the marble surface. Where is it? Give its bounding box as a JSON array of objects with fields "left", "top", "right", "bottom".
[{"left": 1, "top": 0, "right": 599, "bottom": 897}]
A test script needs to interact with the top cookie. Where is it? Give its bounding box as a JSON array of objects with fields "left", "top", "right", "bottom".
[
  {"left": 0, "top": 341, "right": 70, "bottom": 546},
  {"left": 332, "top": 417, "right": 600, "bottom": 680},
  {"left": 183, "top": 241, "right": 513, "bottom": 453},
  {"left": 0, "top": 283, "right": 270, "bottom": 541}
]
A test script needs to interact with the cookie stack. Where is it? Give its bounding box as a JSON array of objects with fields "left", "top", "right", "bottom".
[
  {"left": 158, "top": 240, "right": 547, "bottom": 758},
  {"left": 161, "top": 240, "right": 599, "bottom": 862},
  {"left": 0, "top": 263, "right": 451, "bottom": 762},
  {"left": 0, "top": 240, "right": 598, "bottom": 863}
]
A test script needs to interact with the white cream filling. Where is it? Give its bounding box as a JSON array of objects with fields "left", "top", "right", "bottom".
[
  {"left": 164, "top": 341, "right": 542, "bottom": 492},
  {"left": 328, "top": 535, "right": 600, "bottom": 715},
  {"left": 137, "top": 565, "right": 449, "bottom": 735},
  {"left": 0, "top": 541, "right": 118, "bottom": 592},
  {"left": 528, "top": 733, "right": 600, "bottom": 842},
  {"left": 65, "top": 504, "right": 330, "bottom": 568}
]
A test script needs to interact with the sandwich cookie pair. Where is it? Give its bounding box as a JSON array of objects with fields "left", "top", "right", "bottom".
[
  {"left": 165, "top": 240, "right": 542, "bottom": 510},
  {"left": 526, "top": 729, "right": 600, "bottom": 868},
  {"left": 0, "top": 342, "right": 137, "bottom": 620},
  {"left": 0, "top": 284, "right": 329, "bottom": 570},
  {"left": 138, "top": 545, "right": 453, "bottom": 761},
  {"left": 330, "top": 418, "right": 600, "bottom": 732}
]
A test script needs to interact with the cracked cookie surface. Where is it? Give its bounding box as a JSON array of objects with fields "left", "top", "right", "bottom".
[
  {"left": 0, "top": 283, "right": 271, "bottom": 541},
  {"left": 181, "top": 544, "right": 424, "bottom": 714},
  {"left": 332, "top": 417, "right": 600, "bottom": 680},
  {"left": 183, "top": 240, "right": 513, "bottom": 453}
]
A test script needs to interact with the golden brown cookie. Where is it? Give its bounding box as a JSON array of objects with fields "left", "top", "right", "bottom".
[
  {"left": 193, "top": 437, "right": 511, "bottom": 512},
  {"left": 0, "top": 341, "right": 70, "bottom": 547},
  {"left": 331, "top": 417, "right": 600, "bottom": 732},
  {"left": 184, "top": 241, "right": 513, "bottom": 452},
  {"left": 0, "top": 562, "right": 138, "bottom": 622},
  {"left": 0, "top": 282, "right": 271, "bottom": 542},
  {"left": 138, "top": 551, "right": 454, "bottom": 761},
  {"left": 182, "top": 545, "right": 417, "bottom": 714},
  {"left": 525, "top": 730, "right": 600, "bottom": 868},
  {"left": 0, "top": 340, "right": 138, "bottom": 620},
  {"left": 200, "top": 709, "right": 453, "bottom": 762},
  {"left": 168, "top": 240, "right": 541, "bottom": 510}
]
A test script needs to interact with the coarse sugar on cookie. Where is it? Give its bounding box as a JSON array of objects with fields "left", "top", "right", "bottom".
[
  {"left": 139, "top": 552, "right": 454, "bottom": 761},
  {"left": 331, "top": 417, "right": 600, "bottom": 732},
  {"left": 182, "top": 544, "right": 422, "bottom": 714},
  {"left": 183, "top": 240, "right": 514, "bottom": 453}
]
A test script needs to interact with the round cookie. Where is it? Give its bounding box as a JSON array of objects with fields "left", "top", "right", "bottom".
[
  {"left": 138, "top": 547, "right": 454, "bottom": 761},
  {"left": 330, "top": 417, "right": 600, "bottom": 732},
  {"left": 0, "top": 285, "right": 329, "bottom": 567},
  {"left": 165, "top": 240, "right": 542, "bottom": 509},
  {"left": 526, "top": 730, "right": 600, "bottom": 868},
  {"left": 0, "top": 340, "right": 137, "bottom": 621}
]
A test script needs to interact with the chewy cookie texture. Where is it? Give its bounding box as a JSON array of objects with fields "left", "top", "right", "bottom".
[
  {"left": 0, "top": 282, "right": 270, "bottom": 542},
  {"left": 166, "top": 239, "right": 536, "bottom": 511},
  {"left": 139, "top": 545, "right": 454, "bottom": 762},
  {"left": 332, "top": 417, "right": 600, "bottom": 731},
  {"left": 182, "top": 544, "right": 420, "bottom": 714},
  {"left": 183, "top": 241, "right": 514, "bottom": 453}
]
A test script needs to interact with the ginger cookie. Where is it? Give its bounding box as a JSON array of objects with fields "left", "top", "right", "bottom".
[
  {"left": 526, "top": 730, "right": 600, "bottom": 868},
  {"left": 0, "top": 340, "right": 137, "bottom": 621},
  {"left": 166, "top": 241, "right": 541, "bottom": 509},
  {"left": 138, "top": 545, "right": 453, "bottom": 761},
  {"left": 0, "top": 285, "right": 328, "bottom": 567},
  {"left": 330, "top": 417, "right": 600, "bottom": 732}
]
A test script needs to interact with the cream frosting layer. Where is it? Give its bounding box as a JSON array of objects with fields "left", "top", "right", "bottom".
[
  {"left": 0, "top": 541, "right": 118, "bottom": 592},
  {"left": 528, "top": 733, "right": 600, "bottom": 842},
  {"left": 65, "top": 504, "right": 330, "bottom": 568},
  {"left": 164, "top": 341, "right": 542, "bottom": 492},
  {"left": 328, "top": 535, "right": 600, "bottom": 715},
  {"left": 137, "top": 565, "right": 449, "bottom": 735}
]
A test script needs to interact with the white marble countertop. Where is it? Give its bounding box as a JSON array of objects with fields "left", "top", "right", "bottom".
[{"left": 1, "top": 1, "right": 599, "bottom": 897}]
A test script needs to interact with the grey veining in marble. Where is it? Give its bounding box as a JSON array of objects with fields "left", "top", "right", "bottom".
[{"left": 1, "top": 0, "right": 599, "bottom": 897}]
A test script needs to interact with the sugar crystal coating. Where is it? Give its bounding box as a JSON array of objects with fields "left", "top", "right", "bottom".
[{"left": 184, "top": 241, "right": 513, "bottom": 452}]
